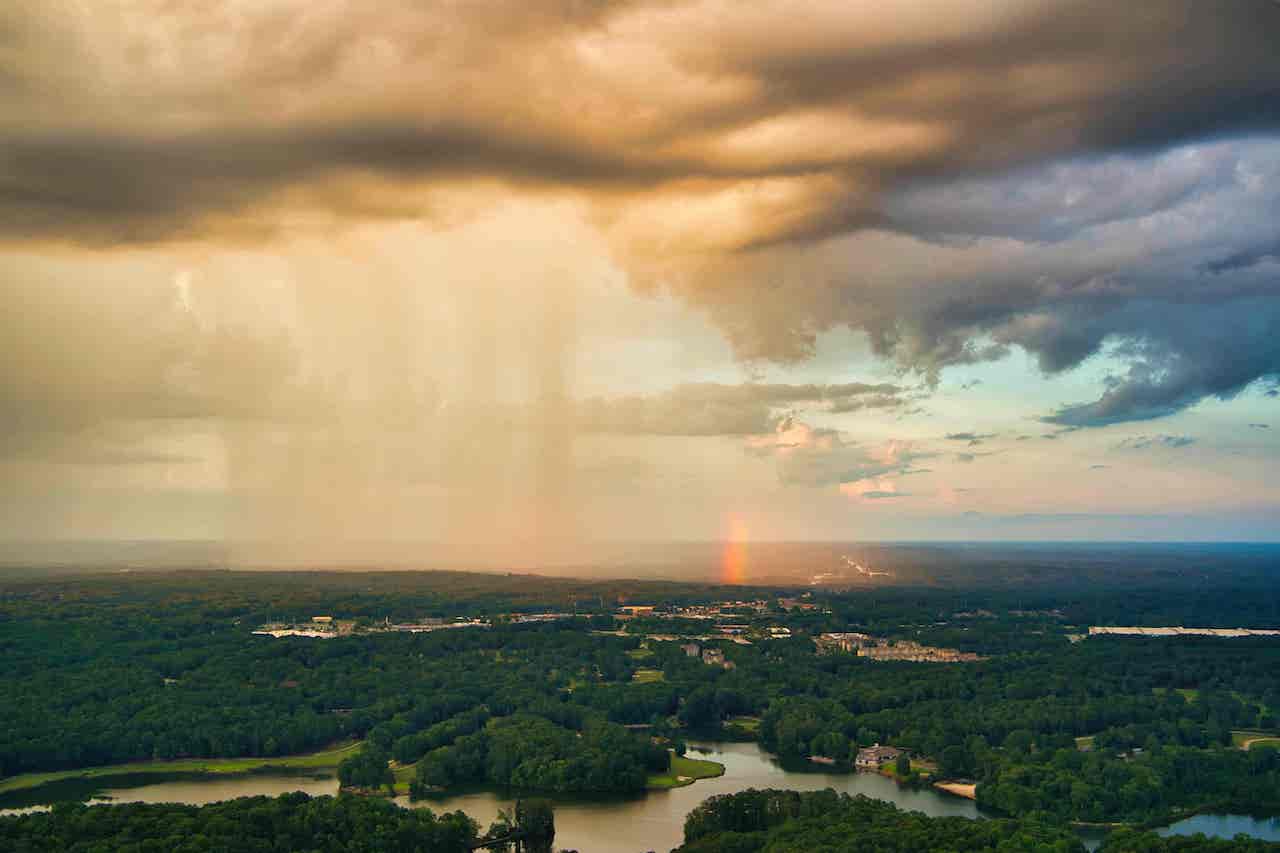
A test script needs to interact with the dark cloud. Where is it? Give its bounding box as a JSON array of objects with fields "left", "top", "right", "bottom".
[
  {"left": 577, "top": 381, "right": 906, "bottom": 436},
  {"left": 1116, "top": 434, "right": 1197, "bottom": 450},
  {"left": 1204, "top": 237, "right": 1280, "bottom": 274},
  {"left": 2, "top": 1, "right": 1277, "bottom": 249},
  {"left": 1250, "top": 423, "right": 1271, "bottom": 429},
  {"left": 827, "top": 393, "right": 908, "bottom": 414},
  {"left": 1089, "top": 464, "right": 1110, "bottom": 470},
  {"left": 1, "top": 0, "right": 1278, "bottom": 432},
  {"left": 945, "top": 431, "right": 996, "bottom": 446},
  {"left": 1042, "top": 296, "right": 1280, "bottom": 427}
]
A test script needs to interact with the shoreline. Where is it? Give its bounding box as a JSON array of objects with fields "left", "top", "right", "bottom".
[
  {"left": 933, "top": 781, "right": 977, "bottom": 800},
  {"left": 1, "top": 741, "right": 729, "bottom": 808},
  {"left": 0, "top": 741, "right": 361, "bottom": 798}
]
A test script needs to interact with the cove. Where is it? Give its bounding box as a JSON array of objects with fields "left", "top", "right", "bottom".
[
  {"left": 1, "top": 742, "right": 983, "bottom": 851},
  {"left": 402, "top": 742, "right": 986, "bottom": 853}
]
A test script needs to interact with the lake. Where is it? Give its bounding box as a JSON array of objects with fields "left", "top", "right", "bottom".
[
  {"left": 1, "top": 742, "right": 981, "bottom": 852},
  {"left": 1157, "top": 813, "right": 1280, "bottom": 842},
  {"left": 402, "top": 742, "right": 984, "bottom": 852},
  {"left": 7, "top": 743, "right": 1273, "bottom": 851}
]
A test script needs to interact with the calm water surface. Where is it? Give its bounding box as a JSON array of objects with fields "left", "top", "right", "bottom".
[
  {"left": 13, "top": 744, "right": 1272, "bottom": 851},
  {"left": 1157, "top": 813, "right": 1280, "bottom": 842},
  {"left": 400, "top": 742, "right": 983, "bottom": 853},
  {"left": 1, "top": 743, "right": 979, "bottom": 851}
]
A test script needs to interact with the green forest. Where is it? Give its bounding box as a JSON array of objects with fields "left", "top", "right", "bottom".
[
  {"left": 2, "top": 568, "right": 1279, "bottom": 843},
  {"left": 0, "top": 793, "right": 481, "bottom": 853},
  {"left": 676, "top": 788, "right": 1086, "bottom": 852}
]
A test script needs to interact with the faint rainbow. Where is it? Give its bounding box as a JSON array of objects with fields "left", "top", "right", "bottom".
[{"left": 721, "top": 516, "right": 749, "bottom": 584}]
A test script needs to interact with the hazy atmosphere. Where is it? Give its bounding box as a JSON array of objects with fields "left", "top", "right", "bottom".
[{"left": 4, "top": 0, "right": 1280, "bottom": 564}]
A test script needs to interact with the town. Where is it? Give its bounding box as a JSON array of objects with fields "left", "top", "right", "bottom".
[{"left": 252, "top": 599, "right": 984, "bottom": 664}]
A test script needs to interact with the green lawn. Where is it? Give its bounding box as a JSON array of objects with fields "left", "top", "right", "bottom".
[
  {"left": 626, "top": 647, "right": 654, "bottom": 660},
  {"left": 389, "top": 760, "right": 418, "bottom": 795},
  {"left": 1074, "top": 736, "right": 1096, "bottom": 751},
  {"left": 0, "top": 741, "right": 361, "bottom": 796},
  {"left": 632, "top": 668, "right": 665, "bottom": 683},
  {"left": 1152, "top": 687, "right": 1200, "bottom": 702},
  {"left": 1232, "top": 730, "right": 1280, "bottom": 750},
  {"left": 646, "top": 752, "right": 725, "bottom": 789},
  {"left": 726, "top": 716, "right": 760, "bottom": 732}
]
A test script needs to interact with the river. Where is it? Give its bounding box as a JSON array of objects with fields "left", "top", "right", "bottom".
[
  {"left": 2, "top": 743, "right": 1274, "bottom": 851},
  {"left": 1157, "top": 813, "right": 1280, "bottom": 842},
  {"left": 401, "top": 742, "right": 983, "bottom": 853},
  {"left": 1, "top": 742, "right": 979, "bottom": 851}
]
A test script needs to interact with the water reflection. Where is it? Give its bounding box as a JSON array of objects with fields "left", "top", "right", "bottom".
[
  {"left": 4, "top": 744, "right": 1276, "bottom": 851},
  {"left": 400, "top": 742, "right": 984, "bottom": 853},
  {"left": 1158, "top": 814, "right": 1280, "bottom": 841}
]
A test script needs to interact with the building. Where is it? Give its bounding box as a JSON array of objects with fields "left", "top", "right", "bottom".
[
  {"left": 768, "top": 626, "right": 792, "bottom": 638},
  {"left": 857, "top": 640, "right": 982, "bottom": 663},
  {"left": 815, "top": 632, "right": 872, "bottom": 654},
  {"left": 702, "top": 648, "right": 726, "bottom": 666},
  {"left": 681, "top": 642, "right": 701, "bottom": 657},
  {"left": 855, "top": 744, "right": 903, "bottom": 769},
  {"left": 619, "top": 605, "right": 655, "bottom": 617}
]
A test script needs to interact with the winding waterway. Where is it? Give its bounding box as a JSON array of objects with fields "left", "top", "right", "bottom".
[
  {"left": 1157, "top": 813, "right": 1280, "bottom": 842},
  {"left": 3, "top": 743, "right": 1274, "bottom": 851},
  {"left": 402, "top": 742, "right": 984, "bottom": 853},
  {"left": 1, "top": 742, "right": 980, "bottom": 851}
]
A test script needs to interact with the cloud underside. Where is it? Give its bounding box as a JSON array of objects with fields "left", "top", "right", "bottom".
[
  {"left": 2, "top": 0, "right": 1280, "bottom": 428},
  {"left": 578, "top": 382, "right": 905, "bottom": 435}
]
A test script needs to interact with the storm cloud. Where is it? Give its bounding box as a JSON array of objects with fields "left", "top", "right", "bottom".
[
  {"left": 2, "top": 1, "right": 1279, "bottom": 428},
  {"left": 2, "top": 0, "right": 1280, "bottom": 546}
]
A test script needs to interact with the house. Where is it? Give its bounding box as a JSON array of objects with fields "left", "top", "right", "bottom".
[
  {"left": 702, "top": 648, "right": 726, "bottom": 666},
  {"left": 855, "top": 744, "right": 903, "bottom": 769},
  {"left": 311, "top": 616, "right": 333, "bottom": 624},
  {"left": 681, "top": 642, "right": 702, "bottom": 657},
  {"left": 815, "top": 632, "right": 872, "bottom": 654}
]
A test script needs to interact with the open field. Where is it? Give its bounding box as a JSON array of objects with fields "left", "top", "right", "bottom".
[
  {"left": 0, "top": 741, "right": 361, "bottom": 796},
  {"left": 934, "top": 781, "right": 977, "bottom": 800},
  {"left": 1232, "top": 730, "right": 1280, "bottom": 750},
  {"left": 646, "top": 753, "right": 724, "bottom": 789},
  {"left": 390, "top": 760, "right": 418, "bottom": 795},
  {"left": 632, "top": 668, "right": 665, "bottom": 683}
]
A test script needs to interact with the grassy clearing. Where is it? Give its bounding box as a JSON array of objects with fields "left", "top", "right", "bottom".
[
  {"left": 646, "top": 753, "right": 725, "bottom": 789},
  {"left": 389, "top": 760, "right": 418, "bottom": 795},
  {"left": 632, "top": 668, "right": 665, "bottom": 683},
  {"left": 626, "top": 647, "right": 654, "bottom": 660},
  {"left": 1075, "top": 736, "right": 1096, "bottom": 751},
  {"left": 1246, "top": 738, "right": 1280, "bottom": 750},
  {"left": 1232, "top": 730, "right": 1280, "bottom": 750},
  {"left": 877, "top": 759, "right": 931, "bottom": 782},
  {"left": 726, "top": 716, "right": 760, "bottom": 732},
  {"left": 0, "top": 741, "right": 361, "bottom": 796},
  {"left": 1152, "top": 687, "right": 1200, "bottom": 702}
]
